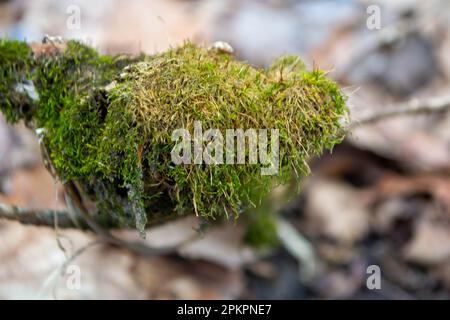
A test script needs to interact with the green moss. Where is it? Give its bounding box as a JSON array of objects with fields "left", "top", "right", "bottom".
[
  {"left": 0, "top": 39, "right": 33, "bottom": 123},
  {"left": 0, "top": 39, "right": 348, "bottom": 238},
  {"left": 244, "top": 209, "right": 279, "bottom": 249}
]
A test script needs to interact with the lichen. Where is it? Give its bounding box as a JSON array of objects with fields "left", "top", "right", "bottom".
[{"left": 0, "top": 39, "right": 348, "bottom": 239}]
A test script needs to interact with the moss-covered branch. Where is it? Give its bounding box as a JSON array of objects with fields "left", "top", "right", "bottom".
[{"left": 0, "top": 38, "right": 348, "bottom": 239}]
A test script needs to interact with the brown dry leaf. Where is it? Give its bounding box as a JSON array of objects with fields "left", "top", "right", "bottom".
[
  {"left": 117, "top": 217, "right": 257, "bottom": 269},
  {"left": 179, "top": 223, "right": 257, "bottom": 269},
  {"left": 403, "top": 218, "right": 450, "bottom": 266},
  {"left": 371, "top": 198, "right": 413, "bottom": 234},
  {"left": 433, "top": 261, "right": 450, "bottom": 291},
  {"left": 375, "top": 173, "right": 450, "bottom": 212},
  {"left": 305, "top": 179, "right": 370, "bottom": 244},
  {"left": 133, "top": 257, "right": 243, "bottom": 300},
  {"left": 350, "top": 118, "right": 450, "bottom": 172},
  {"left": 316, "top": 262, "right": 365, "bottom": 299},
  {"left": 0, "top": 220, "right": 149, "bottom": 299},
  {"left": 381, "top": 248, "right": 431, "bottom": 291},
  {"left": 0, "top": 117, "right": 40, "bottom": 175},
  {"left": 116, "top": 216, "right": 200, "bottom": 249},
  {"left": 0, "top": 164, "right": 66, "bottom": 211},
  {"left": 0, "top": 218, "right": 245, "bottom": 299}
]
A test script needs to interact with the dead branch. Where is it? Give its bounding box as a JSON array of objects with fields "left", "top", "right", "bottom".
[
  {"left": 349, "top": 94, "right": 450, "bottom": 129},
  {"left": 0, "top": 203, "right": 87, "bottom": 228},
  {"left": 0, "top": 189, "right": 199, "bottom": 257}
]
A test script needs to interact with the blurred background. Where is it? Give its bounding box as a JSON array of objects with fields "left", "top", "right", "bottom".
[{"left": 0, "top": 0, "right": 450, "bottom": 299}]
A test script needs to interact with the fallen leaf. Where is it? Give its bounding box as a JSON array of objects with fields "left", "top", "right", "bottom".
[
  {"left": 403, "top": 218, "right": 450, "bottom": 266},
  {"left": 305, "top": 179, "right": 370, "bottom": 244}
]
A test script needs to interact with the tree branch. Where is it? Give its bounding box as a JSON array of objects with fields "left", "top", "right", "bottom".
[
  {"left": 349, "top": 94, "right": 450, "bottom": 129},
  {"left": 0, "top": 189, "right": 199, "bottom": 257},
  {"left": 0, "top": 203, "right": 88, "bottom": 228}
]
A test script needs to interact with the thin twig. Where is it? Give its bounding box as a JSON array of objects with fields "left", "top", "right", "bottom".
[
  {"left": 0, "top": 201, "right": 171, "bottom": 230},
  {"left": 0, "top": 189, "right": 199, "bottom": 256},
  {"left": 38, "top": 239, "right": 101, "bottom": 299},
  {"left": 0, "top": 202, "right": 87, "bottom": 228},
  {"left": 349, "top": 94, "right": 450, "bottom": 129}
]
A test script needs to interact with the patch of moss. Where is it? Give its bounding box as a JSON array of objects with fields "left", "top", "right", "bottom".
[
  {"left": 0, "top": 39, "right": 33, "bottom": 123},
  {"left": 244, "top": 209, "right": 279, "bottom": 249},
  {"left": 0, "top": 39, "right": 348, "bottom": 238}
]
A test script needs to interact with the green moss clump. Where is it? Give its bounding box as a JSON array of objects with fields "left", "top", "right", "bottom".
[
  {"left": 0, "top": 39, "right": 33, "bottom": 123},
  {"left": 0, "top": 40, "right": 347, "bottom": 237}
]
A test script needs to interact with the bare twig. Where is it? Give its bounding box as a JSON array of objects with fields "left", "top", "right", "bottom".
[
  {"left": 349, "top": 94, "right": 450, "bottom": 129},
  {"left": 0, "top": 201, "right": 177, "bottom": 230},
  {"left": 0, "top": 186, "right": 199, "bottom": 256},
  {"left": 39, "top": 239, "right": 102, "bottom": 299},
  {"left": 0, "top": 202, "right": 87, "bottom": 228}
]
